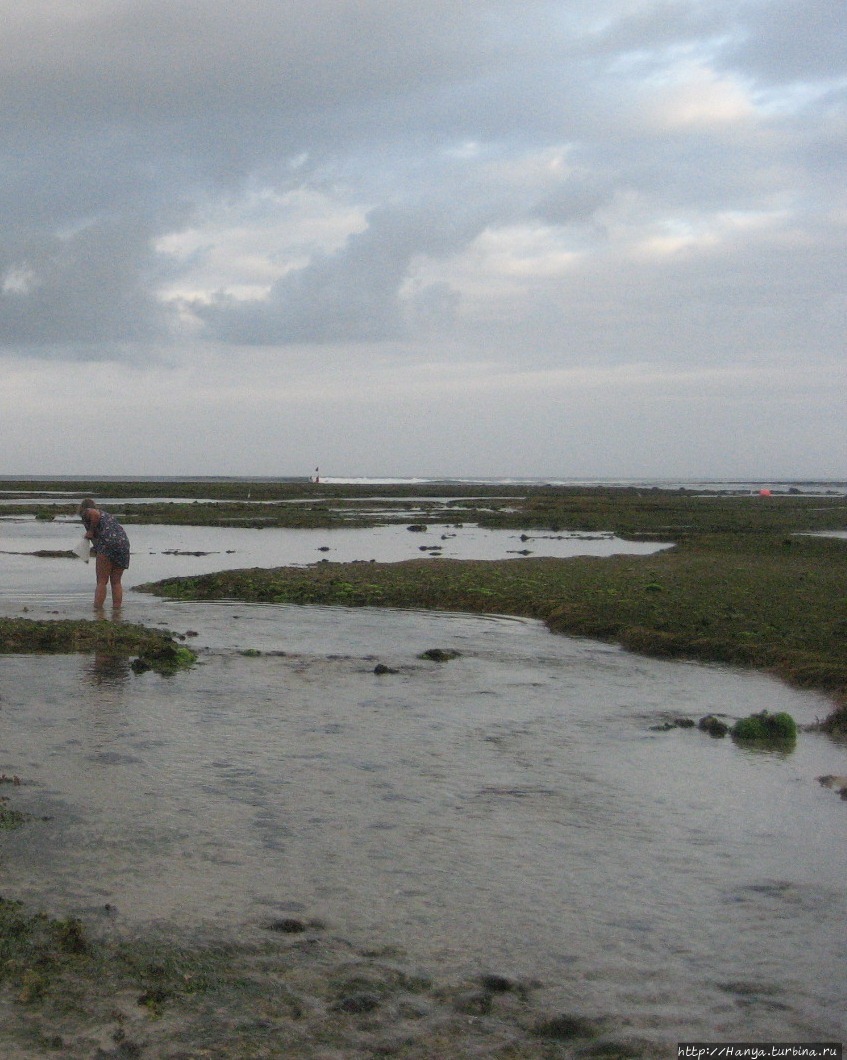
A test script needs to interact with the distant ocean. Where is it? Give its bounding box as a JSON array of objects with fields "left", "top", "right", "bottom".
[
  {"left": 1, "top": 475, "right": 846, "bottom": 496},
  {"left": 317, "top": 477, "right": 847, "bottom": 496}
]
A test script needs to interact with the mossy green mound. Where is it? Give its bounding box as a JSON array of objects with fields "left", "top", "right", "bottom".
[
  {"left": 732, "top": 711, "right": 798, "bottom": 743},
  {"left": 0, "top": 618, "right": 196, "bottom": 675}
]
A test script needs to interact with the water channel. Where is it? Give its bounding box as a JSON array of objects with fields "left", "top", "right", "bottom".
[{"left": 1, "top": 518, "right": 845, "bottom": 1046}]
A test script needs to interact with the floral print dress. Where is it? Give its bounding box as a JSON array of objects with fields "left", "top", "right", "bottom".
[{"left": 91, "top": 511, "right": 131, "bottom": 569}]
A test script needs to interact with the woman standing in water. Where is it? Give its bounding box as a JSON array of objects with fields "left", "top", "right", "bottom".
[{"left": 78, "top": 498, "right": 130, "bottom": 610}]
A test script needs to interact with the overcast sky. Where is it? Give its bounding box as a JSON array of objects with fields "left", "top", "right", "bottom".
[{"left": 1, "top": 1, "right": 844, "bottom": 479}]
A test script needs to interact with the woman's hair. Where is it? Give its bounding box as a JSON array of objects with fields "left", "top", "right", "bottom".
[{"left": 78, "top": 498, "right": 97, "bottom": 528}]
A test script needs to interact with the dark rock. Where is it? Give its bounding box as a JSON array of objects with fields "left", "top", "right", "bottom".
[
  {"left": 533, "top": 1013, "right": 601, "bottom": 1040},
  {"left": 698, "top": 714, "right": 729, "bottom": 737},
  {"left": 373, "top": 663, "right": 399, "bottom": 675},
  {"left": 407, "top": 524, "right": 427, "bottom": 532},
  {"left": 137, "top": 986, "right": 171, "bottom": 1008},
  {"left": 480, "top": 973, "right": 515, "bottom": 993},
  {"left": 651, "top": 717, "right": 697, "bottom": 731},
  {"left": 332, "top": 992, "right": 381, "bottom": 1014},
  {"left": 419, "top": 648, "right": 461, "bottom": 662},
  {"left": 268, "top": 918, "right": 306, "bottom": 934},
  {"left": 130, "top": 657, "right": 152, "bottom": 674}
]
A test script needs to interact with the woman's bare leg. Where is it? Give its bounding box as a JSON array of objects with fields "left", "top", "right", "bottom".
[
  {"left": 110, "top": 568, "right": 124, "bottom": 609},
  {"left": 94, "top": 554, "right": 111, "bottom": 609}
]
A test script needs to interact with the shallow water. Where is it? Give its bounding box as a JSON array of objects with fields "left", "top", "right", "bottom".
[
  {"left": 2, "top": 591, "right": 846, "bottom": 1045},
  {"left": 0, "top": 516, "right": 670, "bottom": 604},
  {"left": 1, "top": 522, "right": 845, "bottom": 1045}
]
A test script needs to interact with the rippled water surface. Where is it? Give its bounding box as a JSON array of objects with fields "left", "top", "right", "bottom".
[{"left": 1, "top": 527, "right": 846, "bottom": 1046}]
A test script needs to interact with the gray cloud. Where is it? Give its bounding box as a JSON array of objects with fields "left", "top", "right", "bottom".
[
  {"left": 0, "top": 0, "right": 843, "bottom": 475},
  {"left": 0, "top": 214, "right": 173, "bottom": 348},
  {"left": 723, "top": 0, "right": 847, "bottom": 83},
  {"left": 193, "top": 201, "right": 495, "bottom": 345}
]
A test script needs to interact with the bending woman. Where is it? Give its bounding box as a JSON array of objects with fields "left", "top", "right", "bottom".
[{"left": 78, "top": 499, "right": 131, "bottom": 609}]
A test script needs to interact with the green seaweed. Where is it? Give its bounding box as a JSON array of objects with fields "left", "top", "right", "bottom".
[
  {"left": 0, "top": 618, "right": 196, "bottom": 676},
  {"left": 732, "top": 711, "right": 797, "bottom": 744}
]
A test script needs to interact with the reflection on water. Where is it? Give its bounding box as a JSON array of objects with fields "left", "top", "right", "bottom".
[
  {"left": 84, "top": 652, "right": 132, "bottom": 688},
  {"left": 0, "top": 518, "right": 672, "bottom": 611},
  {"left": 1, "top": 601, "right": 845, "bottom": 1046}
]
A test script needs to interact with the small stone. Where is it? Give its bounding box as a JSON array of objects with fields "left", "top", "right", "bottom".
[
  {"left": 533, "top": 1013, "right": 601, "bottom": 1040},
  {"left": 332, "top": 992, "right": 381, "bottom": 1014},
  {"left": 373, "top": 664, "right": 399, "bottom": 675},
  {"left": 269, "top": 918, "right": 306, "bottom": 934},
  {"left": 480, "top": 973, "right": 515, "bottom": 993}
]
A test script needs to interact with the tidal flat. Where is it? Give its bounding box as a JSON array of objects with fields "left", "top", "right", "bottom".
[
  {"left": 1, "top": 481, "right": 846, "bottom": 1056},
  {"left": 126, "top": 481, "right": 847, "bottom": 732}
]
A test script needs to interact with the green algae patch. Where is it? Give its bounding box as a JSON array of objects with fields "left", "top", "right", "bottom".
[
  {"left": 732, "top": 711, "right": 797, "bottom": 745},
  {"left": 0, "top": 618, "right": 196, "bottom": 675},
  {"left": 0, "top": 898, "right": 94, "bottom": 1000},
  {"left": 0, "top": 805, "right": 29, "bottom": 831}
]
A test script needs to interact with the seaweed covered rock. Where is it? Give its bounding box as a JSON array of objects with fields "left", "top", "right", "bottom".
[
  {"left": 698, "top": 714, "right": 729, "bottom": 738},
  {"left": 418, "top": 648, "right": 462, "bottom": 662},
  {"left": 732, "top": 710, "right": 797, "bottom": 744},
  {"left": 0, "top": 617, "right": 195, "bottom": 675}
]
